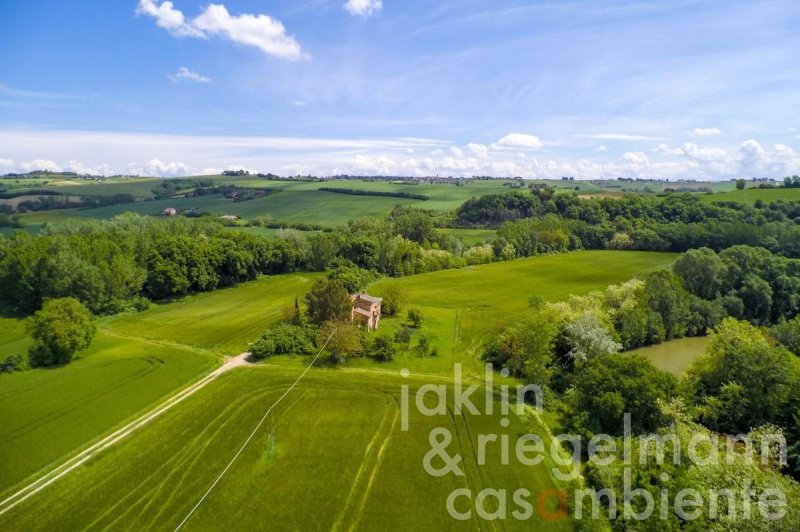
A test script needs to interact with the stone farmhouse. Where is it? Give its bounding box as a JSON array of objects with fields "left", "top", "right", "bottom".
[{"left": 351, "top": 292, "right": 382, "bottom": 330}]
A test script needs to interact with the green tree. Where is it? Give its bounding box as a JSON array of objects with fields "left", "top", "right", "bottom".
[
  {"left": 317, "top": 320, "right": 362, "bottom": 364},
  {"left": 687, "top": 318, "right": 799, "bottom": 433},
  {"left": 378, "top": 281, "right": 406, "bottom": 316},
  {"left": 770, "top": 315, "right": 800, "bottom": 356},
  {"left": 566, "top": 354, "right": 677, "bottom": 436},
  {"left": 642, "top": 270, "right": 690, "bottom": 340},
  {"left": 414, "top": 334, "right": 431, "bottom": 357},
  {"left": 482, "top": 308, "right": 560, "bottom": 386},
  {"left": 250, "top": 323, "right": 313, "bottom": 359},
  {"left": 27, "top": 298, "right": 96, "bottom": 368},
  {"left": 305, "top": 278, "right": 352, "bottom": 326},
  {"left": 672, "top": 247, "right": 726, "bottom": 300},
  {"left": 735, "top": 178, "right": 747, "bottom": 190},
  {"left": 370, "top": 335, "right": 395, "bottom": 362},
  {"left": 406, "top": 308, "right": 424, "bottom": 328},
  {"left": 394, "top": 326, "right": 412, "bottom": 344}
]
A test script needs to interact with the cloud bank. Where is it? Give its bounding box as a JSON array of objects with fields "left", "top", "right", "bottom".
[{"left": 2, "top": 129, "right": 798, "bottom": 180}]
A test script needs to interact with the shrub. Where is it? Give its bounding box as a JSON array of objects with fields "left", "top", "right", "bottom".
[
  {"left": 407, "top": 308, "right": 424, "bottom": 328},
  {"left": 250, "top": 323, "right": 314, "bottom": 359},
  {"left": 0, "top": 355, "right": 23, "bottom": 374},
  {"left": 370, "top": 335, "right": 395, "bottom": 362}
]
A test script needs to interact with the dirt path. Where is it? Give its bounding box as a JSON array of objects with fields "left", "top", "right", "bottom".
[{"left": 0, "top": 352, "right": 252, "bottom": 518}]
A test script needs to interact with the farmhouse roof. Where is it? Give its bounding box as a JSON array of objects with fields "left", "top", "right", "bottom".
[{"left": 354, "top": 293, "right": 383, "bottom": 304}]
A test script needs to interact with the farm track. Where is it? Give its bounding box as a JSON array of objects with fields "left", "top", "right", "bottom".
[{"left": 0, "top": 352, "right": 252, "bottom": 518}]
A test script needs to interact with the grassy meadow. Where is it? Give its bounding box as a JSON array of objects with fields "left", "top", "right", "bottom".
[{"left": 0, "top": 367, "right": 575, "bottom": 531}]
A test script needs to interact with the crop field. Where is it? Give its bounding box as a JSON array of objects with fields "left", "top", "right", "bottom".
[
  {"left": 626, "top": 335, "right": 710, "bottom": 376},
  {"left": 0, "top": 273, "right": 318, "bottom": 496},
  {"left": 227, "top": 226, "right": 322, "bottom": 239},
  {"left": 0, "top": 331, "right": 216, "bottom": 495},
  {"left": 0, "top": 367, "right": 575, "bottom": 531},
  {"left": 0, "top": 250, "right": 675, "bottom": 529},
  {"left": 700, "top": 187, "right": 800, "bottom": 204},
  {"left": 11, "top": 177, "right": 600, "bottom": 230}
]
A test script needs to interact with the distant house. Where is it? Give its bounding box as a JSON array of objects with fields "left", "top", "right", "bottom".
[
  {"left": 219, "top": 215, "right": 239, "bottom": 222},
  {"left": 351, "top": 292, "right": 382, "bottom": 330},
  {"left": 163, "top": 207, "right": 177, "bottom": 217}
]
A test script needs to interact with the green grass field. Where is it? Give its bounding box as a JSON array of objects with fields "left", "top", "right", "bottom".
[
  {"left": 0, "top": 251, "right": 674, "bottom": 527},
  {"left": 0, "top": 331, "right": 217, "bottom": 495},
  {"left": 0, "top": 273, "right": 318, "bottom": 496},
  {"left": 626, "top": 335, "right": 710, "bottom": 376},
  {"left": 355, "top": 251, "right": 677, "bottom": 378},
  {"left": 0, "top": 367, "right": 575, "bottom": 531},
  {"left": 700, "top": 187, "right": 800, "bottom": 204},
  {"left": 103, "top": 273, "right": 321, "bottom": 355}
]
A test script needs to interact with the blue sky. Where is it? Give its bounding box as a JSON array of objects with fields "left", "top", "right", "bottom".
[{"left": 1, "top": 0, "right": 799, "bottom": 178}]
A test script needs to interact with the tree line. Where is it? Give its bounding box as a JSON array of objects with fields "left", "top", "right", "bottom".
[{"left": 458, "top": 189, "right": 800, "bottom": 258}]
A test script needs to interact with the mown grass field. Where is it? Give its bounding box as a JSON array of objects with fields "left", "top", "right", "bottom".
[
  {"left": 0, "top": 367, "right": 575, "bottom": 531},
  {"left": 626, "top": 335, "right": 710, "bottom": 376},
  {"left": 439, "top": 228, "right": 496, "bottom": 245}
]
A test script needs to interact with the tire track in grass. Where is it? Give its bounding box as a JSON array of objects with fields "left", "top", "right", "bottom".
[
  {"left": 145, "top": 388, "right": 309, "bottom": 530},
  {"left": 449, "top": 406, "right": 489, "bottom": 532},
  {"left": 91, "top": 383, "right": 294, "bottom": 531},
  {"left": 172, "top": 331, "right": 334, "bottom": 531},
  {"left": 89, "top": 397, "right": 259, "bottom": 532},
  {"left": 348, "top": 399, "right": 400, "bottom": 532},
  {"left": 0, "top": 353, "right": 251, "bottom": 518},
  {"left": 330, "top": 395, "right": 395, "bottom": 532}
]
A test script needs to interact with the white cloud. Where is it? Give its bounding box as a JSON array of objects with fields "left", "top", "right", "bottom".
[
  {"left": 466, "top": 143, "right": 489, "bottom": 158},
  {"left": 738, "top": 139, "right": 766, "bottom": 167},
  {"left": 344, "top": 0, "right": 383, "bottom": 17},
  {"left": 292, "top": 100, "right": 307, "bottom": 107},
  {"left": 3, "top": 129, "right": 798, "bottom": 181},
  {"left": 168, "top": 67, "right": 211, "bottom": 84},
  {"left": 136, "top": 1, "right": 304, "bottom": 60},
  {"left": 621, "top": 151, "right": 650, "bottom": 166},
  {"left": 594, "top": 145, "right": 607, "bottom": 152},
  {"left": 495, "top": 133, "right": 543, "bottom": 150},
  {"left": 774, "top": 144, "right": 796, "bottom": 158},
  {"left": 143, "top": 158, "right": 191, "bottom": 176},
  {"left": 689, "top": 127, "right": 722, "bottom": 137},
  {"left": 135, "top": 0, "right": 203, "bottom": 37}
]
